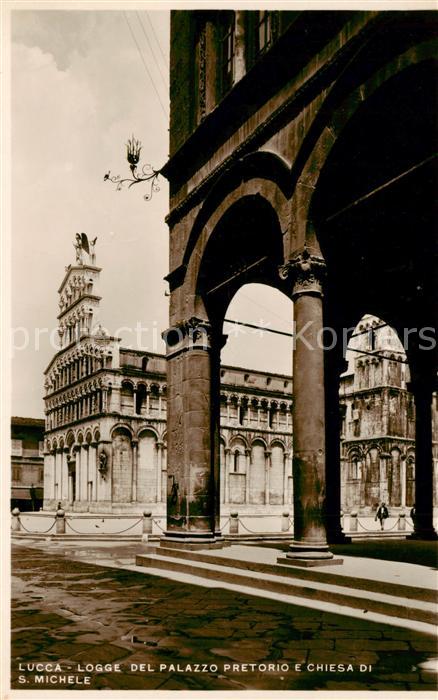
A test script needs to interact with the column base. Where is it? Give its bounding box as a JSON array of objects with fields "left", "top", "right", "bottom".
[
  {"left": 160, "top": 530, "right": 225, "bottom": 550},
  {"left": 286, "top": 540, "right": 335, "bottom": 561}
]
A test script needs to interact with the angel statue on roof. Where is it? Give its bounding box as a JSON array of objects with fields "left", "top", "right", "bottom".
[{"left": 73, "top": 233, "right": 98, "bottom": 265}]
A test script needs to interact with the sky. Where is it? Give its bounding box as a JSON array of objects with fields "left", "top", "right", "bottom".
[{"left": 10, "top": 6, "right": 294, "bottom": 418}]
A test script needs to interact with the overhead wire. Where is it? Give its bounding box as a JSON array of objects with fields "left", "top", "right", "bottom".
[
  {"left": 123, "top": 11, "right": 168, "bottom": 120},
  {"left": 223, "top": 318, "right": 410, "bottom": 364},
  {"left": 136, "top": 11, "right": 169, "bottom": 89},
  {"left": 145, "top": 11, "right": 169, "bottom": 67}
]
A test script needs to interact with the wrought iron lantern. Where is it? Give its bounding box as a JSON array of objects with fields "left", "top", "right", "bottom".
[{"left": 104, "top": 136, "right": 162, "bottom": 201}]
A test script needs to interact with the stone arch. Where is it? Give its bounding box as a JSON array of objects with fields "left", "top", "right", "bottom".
[
  {"left": 111, "top": 426, "right": 133, "bottom": 503},
  {"left": 229, "top": 436, "right": 247, "bottom": 474},
  {"left": 120, "top": 380, "right": 134, "bottom": 414},
  {"left": 269, "top": 441, "right": 285, "bottom": 505},
  {"left": 110, "top": 423, "right": 133, "bottom": 440},
  {"left": 137, "top": 428, "right": 158, "bottom": 503},
  {"left": 182, "top": 151, "right": 291, "bottom": 275},
  {"left": 288, "top": 43, "right": 437, "bottom": 251},
  {"left": 249, "top": 438, "right": 267, "bottom": 505},
  {"left": 388, "top": 446, "right": 402, "bottom": 507}
]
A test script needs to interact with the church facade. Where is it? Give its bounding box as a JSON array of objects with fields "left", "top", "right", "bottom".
[{"left": 43, "top": 242, "right": 293, "bottom": 514}]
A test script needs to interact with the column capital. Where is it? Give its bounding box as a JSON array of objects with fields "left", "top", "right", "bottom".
[
  {"left": 279, "top": 245, "right": 326, "bottom": 299},
  {"left": 162, "top": 316, "right": 216, "bottom": 357}
]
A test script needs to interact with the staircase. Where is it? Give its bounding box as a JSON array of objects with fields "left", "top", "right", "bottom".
[{"left": 136, "top": 544, "right": 437, "bottom": 635}]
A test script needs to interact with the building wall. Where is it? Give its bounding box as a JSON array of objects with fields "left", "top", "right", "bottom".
[{"left": 11, "top": 418, "right": 45, "bottom": 510}]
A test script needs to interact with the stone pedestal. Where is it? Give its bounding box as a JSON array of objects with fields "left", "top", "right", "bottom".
[{"left": 161, "top": 317, "right": 223, "bottom": 549}]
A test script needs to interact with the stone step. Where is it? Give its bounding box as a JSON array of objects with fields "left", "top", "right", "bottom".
[
  {"left": 135, "top": 550, "right": 437, "bottom": 628},
  {"left": 12, "top": 533, "right": 142, "bottom": 542},
  {"left": 144, "top": 545, "right": 438, "bottom": 604}
]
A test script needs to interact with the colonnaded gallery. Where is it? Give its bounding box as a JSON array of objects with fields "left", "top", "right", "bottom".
[{"left": 43, "top": 244, "right": 437, "bottom": 516}]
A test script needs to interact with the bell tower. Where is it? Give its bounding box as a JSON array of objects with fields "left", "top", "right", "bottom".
[{"left": 57, "top": 233, "right": 101, "bottom": 348}]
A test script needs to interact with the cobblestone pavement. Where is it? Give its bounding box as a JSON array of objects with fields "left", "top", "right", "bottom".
[{"left": 11, "top": 544, "right": 438, "bottom": 692}]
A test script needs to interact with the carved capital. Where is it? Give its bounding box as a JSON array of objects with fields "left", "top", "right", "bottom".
[
  {"left": 279, "top": 246, "right": 326, "bottom": 299},
  {"left": 162, "top": 316, "right": 217, "bottom": 356}
]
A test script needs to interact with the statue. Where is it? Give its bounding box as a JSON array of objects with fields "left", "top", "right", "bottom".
[
  {"left": 89, "top": 236, "right": 97, "bottom": 265},
  {"left": 74, "top": 233, "right": 83, "bottom": 264},
  {"left": 73, "top": 233, "right": 98, "bottom": 265},
  {"left": 98, "top": 451, "right": 108, "bottom": 478}
]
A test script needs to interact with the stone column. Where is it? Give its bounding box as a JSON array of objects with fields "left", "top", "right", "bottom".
[
  {"left": 75, "top": 447, "right": 81, "bottom": 504},
  {"left": 146, "top": 386, "right": 151, "bottom": 415},
  {"left": 102, "top": 387, "right": 108, "bottom": 412},
  {"left": 161, "top": 317, "right": 223, "bottom": 548},
  {"left": 156, "top": 442, "right": 163, "bottom": 503},
  {"left": 283, "top": 451, "right": 290, "bottom": 506},
  {"left": 90, "top": 443, "right": 98, "bottom": 502},
  {"left": 264, "top": 450, "right": 271, "bottom": 505},
  {"left": 400, "top": 455, "right": 406, "bottom": 508},
  {"left": 224, "top": 448, "right": 231, "bottom": 504},
  {"left": 409, "top": 382, "right": 437, "bottom": 539},
  {"left": 61, "top": 448, "right": 69, "bottom": 502},
  {"left": 279, "top": 247, "right": 334, "bottom": 560},
  {"left": 132, "top": 440, "right": 138, "bottom": 502},
  {"left": 245, "top": 448, "right": 251, "bottom": 504}
]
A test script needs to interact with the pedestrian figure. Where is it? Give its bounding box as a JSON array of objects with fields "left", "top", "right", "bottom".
[
  {"left": 410, "top": 504, "right": 416, "bottom": 527},
  {"left": 375, "top": 502, "right": 389, "bottom": 530}
]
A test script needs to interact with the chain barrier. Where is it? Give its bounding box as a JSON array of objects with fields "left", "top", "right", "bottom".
[
  {"left": 288, "top": 518, "right": 294, "bottom": 529},
  {"left": 356, "top": 516, "right": 402, "bottom": 533},
  {"left": 65, "top": 517, "right": 143, "bottom": 535},
  {"left": 16, "top": 517, "right": 57, "bottom": 535},
  {"left": 220, "top": 518, "right": 231, "bottom": 532},
  {"left": 237, "top": 518, "right": 268, "bottom": 535},
  {"left": 152, "top": 518, "right": 165, "bottom": 531}
]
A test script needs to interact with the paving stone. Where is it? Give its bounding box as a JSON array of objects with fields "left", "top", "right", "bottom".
[
  {"left": 307, "top": 649, "right": 379, "bottom": 666},
  {"left": 10, "top": 544, "right": 438, "bottom": 693},
  {"left": 336, "top": 639, "right": 409, "bottom": 651},
  {"left": 379, "top": 672, "right": 420, "bottom": 682},
  {"left": 71, "top": 643, "right": 132, "bottom": 663},
  {"left": 410, "top": 639, "right": 438, "bottom": 652},
  {"left": 281, "top": 639, "right": 334, "bottom": 650}
]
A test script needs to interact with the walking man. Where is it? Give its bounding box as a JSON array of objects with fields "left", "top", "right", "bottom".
[{"left": 375, "top": 502, "right": 389, "bottom": 530}]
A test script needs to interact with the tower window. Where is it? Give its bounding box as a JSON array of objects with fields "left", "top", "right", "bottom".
[
  {"left": 220, "top": 13, "right": 235, "bottom": 95},
  {"left": 256, "top": 11, "right": 277, "bottom": 56}
]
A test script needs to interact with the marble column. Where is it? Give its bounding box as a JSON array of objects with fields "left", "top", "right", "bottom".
[
  {"left": 283, "top": 451, "right": 290, "bottom": 506},
  {"left": 224, "top": 448, "right": 231, "bottom": 504},
  {"left": 161, "top": 317, "right": 223, "bottom": 548},
  {"left": 264, "top": 450, "right": 271, "bottom": 505},
  {"left": 156, "top": 442, "right": 163, "bottom": 503},
  {"left": 132, "top": 440, "right": 138, "bottom": 502},
  {"left": 245, "top": 449, "right": 251, "bottom": 504},
  {"left": 280, "top": 247, "right": 333, "bottom": 560}
]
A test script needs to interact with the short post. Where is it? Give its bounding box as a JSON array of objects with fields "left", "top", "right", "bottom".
[
  {"left": 142, "top": 511, "right": 152, "bottom": 541},
  {"left": 398, "top": 511, "right": 406, "bottom": 531},
  {"left": 281, "top": 512, "right": 290, "bottom": 532},
  {"left": 11, "top": 507, "right": 21, "bottom": 532},
  {"left": 229, "top": 512, "right": 239, "bottom": 535},
  {"left": 55, "top": 508, "right": 66, "bottom": 534},
  {"left": 349, "top": 511, "right": 358, "bottom": 532}
]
